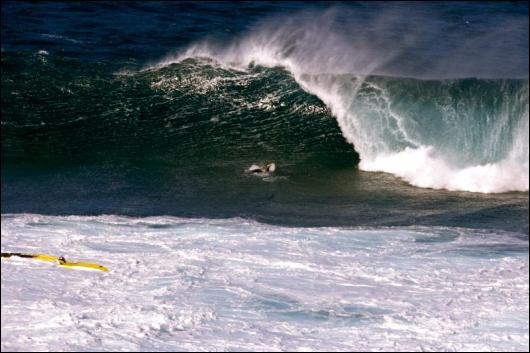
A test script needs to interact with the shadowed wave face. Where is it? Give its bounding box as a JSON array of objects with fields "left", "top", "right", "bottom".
[{"left": 1, "top": 2, "right": 528, "bottom": 232}]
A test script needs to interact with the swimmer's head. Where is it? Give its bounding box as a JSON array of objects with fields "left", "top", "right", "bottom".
[{"left": 266, "top": 162, "right": 276, "bottom": 172}]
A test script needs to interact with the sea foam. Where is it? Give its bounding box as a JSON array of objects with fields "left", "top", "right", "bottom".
[{"left": 1, "top": 214, "right": 529, "bottom": 351}]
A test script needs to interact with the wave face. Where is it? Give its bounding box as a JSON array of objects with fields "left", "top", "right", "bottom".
[
  {"left": 1, "top": 53, "right": 355, "bottom": 168},
  {"left": 298, "top": 74, "right": 529, "bottom": 193},
  {"left": 151, "top": 8, "right": 529, "bottom": 193}
]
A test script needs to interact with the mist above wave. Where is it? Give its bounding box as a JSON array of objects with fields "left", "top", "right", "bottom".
[{"left": 154, "top": 3, "right": 528, "bottom": 79}]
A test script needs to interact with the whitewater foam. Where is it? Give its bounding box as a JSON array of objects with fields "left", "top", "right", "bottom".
[
  {"left": 1, "top": 214, "right": 529, "bottom": 351},
  {"left": 361, "top": 146, "right": 529, "bottom": 193}
]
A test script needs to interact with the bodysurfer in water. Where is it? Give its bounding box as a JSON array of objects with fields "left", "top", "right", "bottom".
[{"left": 248, "top": 162, "right": 276, "bottom": 175}]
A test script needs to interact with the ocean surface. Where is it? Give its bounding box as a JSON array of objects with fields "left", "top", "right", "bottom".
[{"left": 1, "top": 1, "right": 529, "bottom": 351}]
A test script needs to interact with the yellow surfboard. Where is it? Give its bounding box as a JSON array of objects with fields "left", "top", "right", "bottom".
[
  {"left": 1, "top": 252, "right": 108, "bottom": 272},
  {"left": 33, "top": 254, "right": 61, "bottom": 262},
  {"left": 59, "top": 261, "right": 109, "bottom": 272}
]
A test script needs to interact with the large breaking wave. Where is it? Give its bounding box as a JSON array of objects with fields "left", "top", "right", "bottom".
[
  {"left": 149, "top": 8, "right": 529, "bottom": 193},
  {"left": 2, "top": 6, "right": 528, "bottom": 194}
]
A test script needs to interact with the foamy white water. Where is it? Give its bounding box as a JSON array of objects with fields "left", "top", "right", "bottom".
[
  {"left": 360, "top": 146, "right": 530, "bottom": 193},
  {"left": 2, "top": 214, "right": 528, "bottom": 351}
]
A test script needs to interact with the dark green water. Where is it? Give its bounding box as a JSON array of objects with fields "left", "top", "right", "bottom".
[{"left": 2, "top": 53, "right": 528, "bottom": 234}]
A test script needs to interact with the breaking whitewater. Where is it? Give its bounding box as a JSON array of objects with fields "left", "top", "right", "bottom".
[{"left": 1, "top": 214, "right": 528, "bottom": 351}]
